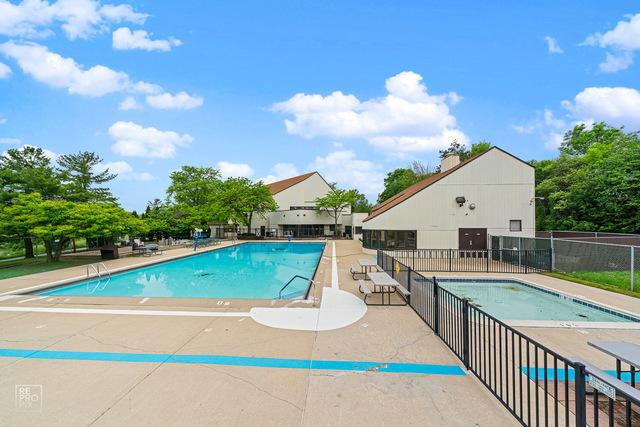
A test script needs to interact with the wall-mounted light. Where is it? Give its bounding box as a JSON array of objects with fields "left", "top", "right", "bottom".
[
  {"left": 455, "top": 196, "right": 466, "bottom": 207},
  {"left": 469, "top": 203, "right": 476, "bottom": 210},
  {"left": 530, "top": 196, "right": 545, "bottom": 206}
]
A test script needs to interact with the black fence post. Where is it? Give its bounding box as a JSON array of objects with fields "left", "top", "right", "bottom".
[
  {"left": 407, "top": 266, "right": 412, "bottom": 292},
  {"left": 574, "top": 362, "right": 587, "bottom": 427},
  {"left": 486, "top": 250, "right": 490, "bottom": 272},
  {"left": 433, "top": 276, "right": 440, "bottom": 336},
  {"left": 449, "top": 248, "right": 452, "bottom": 272},
  {"left": 462, "top": 298, "right": 470, "bottom": 369},
  {"left": 525, "top": 251, "right": 529, "bottom": 274}
]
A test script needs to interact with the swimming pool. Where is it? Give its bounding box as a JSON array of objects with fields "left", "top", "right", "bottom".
[
  {"left": 437, "top": 278, "right": 639, "bottom": 323},
  {"left": 38, "top": 242, "right": 325, "bottom": 299}
]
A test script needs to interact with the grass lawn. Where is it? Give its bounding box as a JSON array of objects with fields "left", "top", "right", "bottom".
[
  {"left": 0, "top": 255, "right": 102, "bottom": 280},
  {"left": 544, "top": 270, "right": 640, "bottom": 299},
  {"left": 0, "top": 238, "right": 88, "bottom": 260}
]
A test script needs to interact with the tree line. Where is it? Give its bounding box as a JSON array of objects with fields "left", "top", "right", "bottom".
[{"left": 0, "top": 148, "right": 372, "bottom": 262}]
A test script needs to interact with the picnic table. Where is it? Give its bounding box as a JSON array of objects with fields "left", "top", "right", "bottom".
[
  {"left": 366, "top": 271, "right": 400, "bottom": 305},
  {"left": 588, "top": 341, "right": 640, "bottom": 385},
  {"left": 358, "top": 258, "right": 377, "bottom": 273}
]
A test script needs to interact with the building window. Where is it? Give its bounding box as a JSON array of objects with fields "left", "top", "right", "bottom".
[
  {"left": 509, "top": 220, "right": 522, "bottom": 232},
  {"left": 355, "top": 226, "right": 362, "bottom": 234},
  {"left": 362, "top": 230, "right": 417, "bottom": 250}
]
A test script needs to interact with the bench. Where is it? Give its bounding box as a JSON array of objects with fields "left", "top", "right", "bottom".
[
  {"left": 350, "top": 265, "right": 366, "bottom": 280},
  {"left": 396, "top": 285, "right": 411, "bottom": 303},
  {"left": 358, "top": 280, "right": 372, "bottom": 304}
]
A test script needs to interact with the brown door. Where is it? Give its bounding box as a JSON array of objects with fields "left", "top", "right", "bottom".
[{"left": 458, "top": 228, "right": 487, "bottom": 250}]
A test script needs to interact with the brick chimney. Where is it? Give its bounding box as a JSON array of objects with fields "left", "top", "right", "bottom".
[{"left": 441, "top": 153, "right": 461, "bottom": 172}]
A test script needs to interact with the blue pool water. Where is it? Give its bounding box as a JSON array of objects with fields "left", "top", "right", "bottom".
[
  {"left": 39, "top": 243, "right": 325, "bottom": 299},
  {"left": 437, "top": 279, "right": 638, "bottom": 322}
]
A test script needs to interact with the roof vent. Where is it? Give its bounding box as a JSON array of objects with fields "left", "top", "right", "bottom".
[{"left": 441, "top": 153, "right": 460, "bottom": 172}]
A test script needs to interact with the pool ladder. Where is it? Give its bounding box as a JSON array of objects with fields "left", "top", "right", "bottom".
[
  {"left": 86, "top": 263, "right": 112, "bottom": 293},
  {"left": 278, "top": 275, "right": 316, "bottom": 300}
]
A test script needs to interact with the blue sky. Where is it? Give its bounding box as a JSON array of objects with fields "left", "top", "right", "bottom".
[{"left": 1, "top": 1, "right": 639, "bottom": 211}]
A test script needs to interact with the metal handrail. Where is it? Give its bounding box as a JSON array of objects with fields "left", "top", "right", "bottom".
[
  {"left": 97, "top": 262, "right": 111, "bottom": 278},
  {"left": 86, "top": 264, "right": 100, "bottom": 279},
  {"left": 278, "top": 275, "right": 313, "bottom": 299}
]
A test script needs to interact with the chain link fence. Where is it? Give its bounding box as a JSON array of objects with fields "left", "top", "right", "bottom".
[{"left": 491, "top": 234, "right": 638, "bottom": 291}]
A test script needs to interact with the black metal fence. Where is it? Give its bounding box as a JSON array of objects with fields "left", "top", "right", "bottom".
[
  {"left": 377, "top": 250, "right": 640, "bottom": 427},
  {"left": 383, "top": 248, "right": 552, "bottom": 273}
]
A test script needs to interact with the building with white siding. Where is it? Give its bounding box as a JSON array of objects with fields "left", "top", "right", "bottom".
[
  {"left": 249, "top": 171, "right": 362, "bottom": 238},
  {"left": 361, "top": 147, "right": 535, "bottom": 251}
]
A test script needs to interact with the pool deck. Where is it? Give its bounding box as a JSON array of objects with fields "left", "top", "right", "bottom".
[
  {"left": 0, "top": 240, "right": 517, "bottom": 426},
  {"left": 420, "top": 270, "right": 640, "bottom": 372}
]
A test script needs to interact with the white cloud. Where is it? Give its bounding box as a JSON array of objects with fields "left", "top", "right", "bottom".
[
  {"left": 598, "top": 51, "right": 634, "bottom": 73},
  {"left": 0, "top": 137, "right": 20, "bottom": 145},
  {"left": 0, "top": 0, "right": 148, "bottom": 40},
  {"left": 130, "top": 80, "right": 162, "bottom": 95},
  {"left": 96, "top": 160, "right": 153, "bottom": 181},
  {"left": 516, "top": 86, "right": 640, "bottom": 151},
  {"left": 0, "top": 41, "right": 129, "bottom": 96},
  {"left": 0, "top": 41, "right": 192, "bottom": 102},
  {"left": 0, "top": 61, "right": 11, "bottom": 78},
  {"left": 561, "top": 86, "right": 640, "bottom": 130},
  {"left": 272, "top": 71, "right": 467, "bottom": 153},
  {"left": 512, "top": 109, "right": 568, "bottom": 150},
  {"left": 118, "top": 96, "right": 142, "bottom": 110},
  {"left": 217, "top": 161, "right": 254, "bottom": 178},
  {"left": 98, "top": 4, "right": 147, "bottom": 24},
  {"left": 112, "top": 27, "right": 182, "bottom": 52},
  {"left": 309, "top": 149, "right": 384, "bottom": 197},
  {"left": 108, "top": 121, "right": 193, "bottom": 159},
  {"left": 258, "top": 163, "right": 300, "bottom": 184},
  {"left": 584, "top": 13, "right": 640, "bottom": 72},
  {"left": 145, "top": 91, "right": 203, "bottom": 110},
  {"left": 544, "top": 36, "right": 563, "bottom": 54}
]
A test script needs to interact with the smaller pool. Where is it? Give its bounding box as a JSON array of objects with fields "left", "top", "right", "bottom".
[{"left": 438, "top": 278, "right": 639, "bottom": 323}]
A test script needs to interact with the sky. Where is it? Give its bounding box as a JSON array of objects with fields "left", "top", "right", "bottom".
[{"left": 1, "top": 1, "right": 639, "bottom": 211}]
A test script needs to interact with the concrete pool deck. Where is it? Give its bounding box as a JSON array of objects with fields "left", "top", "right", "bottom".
[
  {"left": 0, "top": 240, "right": 517, "bottom": 426},
  {"left": 1, "top": 240, "right": 639, "bottom": 425}
]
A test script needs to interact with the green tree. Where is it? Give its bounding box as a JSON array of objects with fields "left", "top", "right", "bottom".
[
  {"left": 141, "top": 199, "right": 192, "bottom": 240},
  {"left": 377, "top": 168, "right": 418, "bottom": 203},
  {"left": 0, "top": 146, "right": 60, "bottom": 258},
  {"left": 438, "top": 139, "right": 467, "bottom": 160},
  {"left": 439, "top": 140, "right": 492, "bottom": 161},
  {"left": 351, "top": 190, "right": 373, "bottom": 213},
  {"left": 218, "top": 178, "right": 276, "bottom": 233},
  {"left": 467, "top": 140, "right": 493, "bottom": 159},
  {"left": 315, "top": 188, "right": 358, "bottom": 236},
  {"left": 166, "top": 166, "right": 224, "bottom": 227},
  {"left": 0, "top": 193, "right": 75, "bottom": 261},
  {"left": 534, "top": 123, "right": 640, "bottom": 233},
  {"left": 377, "top": 160, "right": 437, "bottom": 204},
  {"left": 57, "top": 151, "right": 117, "bottom": 202}
]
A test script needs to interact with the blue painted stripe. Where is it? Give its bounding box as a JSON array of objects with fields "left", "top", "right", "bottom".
[
  {"left": 521, "top": 367, "right": 640, "bottom": 383},
  {"left": 0, "top": 348, "right": 465, "bottom": 376}
]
